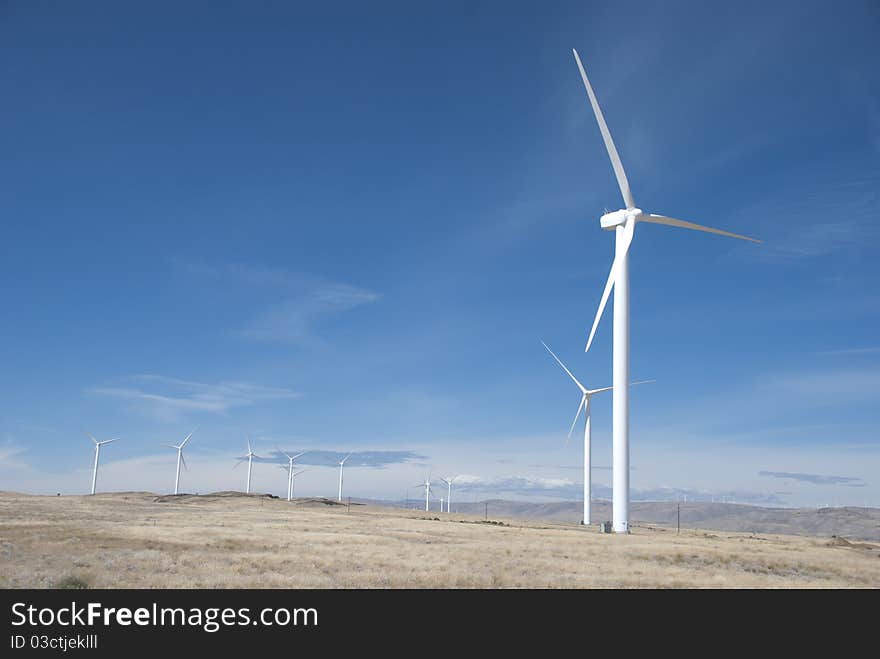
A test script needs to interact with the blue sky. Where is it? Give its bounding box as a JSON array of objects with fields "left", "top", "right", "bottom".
[{"left": 1, "top": 1, "right": 878, "bottom": 507}]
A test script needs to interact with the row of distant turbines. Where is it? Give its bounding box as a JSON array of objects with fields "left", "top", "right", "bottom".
[{"left": 88, "top": 433, "right": 461, "bottom": 511}]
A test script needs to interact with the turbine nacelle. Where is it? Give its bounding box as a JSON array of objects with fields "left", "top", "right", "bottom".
[{"left": 600, "top": 208, "right": 641, "bottom": 230}]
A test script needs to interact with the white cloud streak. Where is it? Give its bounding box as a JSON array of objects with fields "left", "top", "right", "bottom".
[
  {"left": 89, "top": 375, "right": 300, "bottom": 421},
  {"left": 178, "top": 261, "right": 380, "bottom": 343}
]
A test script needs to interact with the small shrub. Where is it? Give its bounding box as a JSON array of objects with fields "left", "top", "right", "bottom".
[{"left": 56, "top": 575, "right": 89, "bottom": 589}]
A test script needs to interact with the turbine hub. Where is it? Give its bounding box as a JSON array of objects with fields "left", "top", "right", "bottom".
[{"left": 600, "top": 208, "right": 641, "bottom": 230}]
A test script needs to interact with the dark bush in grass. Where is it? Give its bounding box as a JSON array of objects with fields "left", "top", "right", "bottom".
[{"left": 55, "top": 575, "right": 89, "bottom": 589}]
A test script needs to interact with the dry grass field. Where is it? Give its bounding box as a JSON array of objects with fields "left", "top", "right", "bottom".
[{"left": 1, "top": 491, "right": 878, "bottom": 588}]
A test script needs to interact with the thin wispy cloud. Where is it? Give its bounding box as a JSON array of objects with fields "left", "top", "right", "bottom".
[
  {"left": 90, "top": 375, "right": 300, "bottom": 421},
  {"left": 262, "top": 449, "right": 427, "bottom": 468},
  {"left": 454, "top": 475, "right": 580, "bottom": 498},
  {"left": 815, "top": 346, "right": 880, "bottom": 357},
  {"left": 757, "top": 221, "right": 868, "bottom": 262},
  {"left": 178, "top": 261, "right": 380, "bottom": 343},
  {"left": 734, "top": 171, "right": 879, "bottom": 264},
  {"left": 759, "top": 471, "right": 866, "bottom": 487},
  {"left": 450, "top": 476, "right": 782, "bottom": 504},
  {"left": 0, "top": 442, "right": 28, "bottom": 469},
  {"left": 530, "top": 464, "right": 614, "bottom": 471},
  {"left": 762, "top": 368, "right": 880, "bottom": 403}
]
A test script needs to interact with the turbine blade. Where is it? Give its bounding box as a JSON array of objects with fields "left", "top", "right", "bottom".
[
  {"left": 638, "top": 214, "right": 761, "bottom": 243},
  {"left": 100, "top": 438, "right": 120, "bottom": 445},
  {"left": 277, "top": 446, "right": 293, "bottom": 461},
  {"left": 233, "top": 459, "right": 246, "bottom": 470},
  {"left": 541, "top": 341, "right": 588, "bottom": 393},
  {"left": 292, "top": 451, "right": 307, "bottom": 461},
  {"left": 180, "top": 431, "right": 194, "bottom": 449},
  {"left": 180, "top": 453, "right": 188, "bottom": 471},
  {"left": 161, "top": 444, "right": 179, "bottom": 450},
  {"left": 567, "top": 395, "right": 586, "bottom": 441},
  {"left": 293, "top": 468, "right": 308, "bottom": 477},
  {"left": 341, "top": 452, "right": 353, "bottom": 465},
  {"left": 588, "top": 380, "right": 653, "bottom": 396},
  {"left": 87, "top": 433, "right": 99, "bottom": 445},
  {"left": 572, "top": 48, "right": 635, "bottom": 210},
  {"left": 585, "top": 218, "right": 635, "bottom": 352},
  {"left": 247, "top": 437, "right": 252, "bottom": 453}
]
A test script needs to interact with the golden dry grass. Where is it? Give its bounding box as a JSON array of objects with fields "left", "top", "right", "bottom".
[{"left": 1, "top": 492, "right": 877, "bottom": 588}]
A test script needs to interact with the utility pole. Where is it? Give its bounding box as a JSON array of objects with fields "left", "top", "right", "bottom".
[
  {"left": 485, "top": 501, "right": 488, "bottom": 521},
  {"left": 347, "top": 496, "right": 351, "bottom": 513}
]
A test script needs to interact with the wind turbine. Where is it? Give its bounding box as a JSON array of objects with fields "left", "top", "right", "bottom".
[
  {"left": 542, "top": 341, "right": 610, "bottom": 525},
  {"left": 279, "top": 464, "right": 308, "bottom": 500},
  {"left": 440, "top": 476, "right": 457, "bottom": 514},
  {"left": 234, "top": 439, "right": 262, "bottom": 494},
  {"left": 87, "top": 434, "right": 119, "bottom": 495},
  {"left": 278, "top": 449, "right": 307, "bottom": 501},
  {"left": 163, "top": 431, "right": 194, "bottom": 495},
  {"left": 337, "top": 453, "right": 352, "bottom": 502},
  {"left": 571, "top": 48, "right": 761, "bottom": 533},
  {"left": 414, "top": 475, "right": 433, "bottom": 511}
]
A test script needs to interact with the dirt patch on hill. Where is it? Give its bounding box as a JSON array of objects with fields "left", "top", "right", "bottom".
[
  {"left": 825, "top": 536, "right": 878, "bottom": 551},
  {"left": 151, "top": 492, "right": 348, "bottom": 507}
]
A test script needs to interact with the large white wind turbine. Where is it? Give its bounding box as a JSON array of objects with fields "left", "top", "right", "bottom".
[
  {"left": 87, "top": 434, "right": 119, "bottom": 495},
  {"left": 439, "top": 476, "right": 457, "bottom": 514},
  {"left": 541, "top": 341, "right": 652, "bottom": 525},
  {"left": 279, "top": 449, "right": 307, "bottom": 501},
  {"left": 163, "top": 431, "right": 194, "bottom": 495},
  {"left": 234, "top": 439, "right": 262, "bottom": 494},
  {"left": 337, "top": 453, "right": 352, "bottom": 502},
  {"left": 571, "top": 48, "right": 761, "bottom": 533}
]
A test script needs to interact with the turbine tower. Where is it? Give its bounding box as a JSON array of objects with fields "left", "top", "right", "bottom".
[
  {"left": 337, "top": 453, "right": 352, "bottom": 502},
  {"left": 278, "top": 449, "right": 307, "bottom": 501},
  {"left": 87, "top": 434, "right": 119, "bottom": 495},
  {"left": 163, "top": 431, "right": 194, "bottom": 495},
  {"left": 234, "top": 439, "right": 262, "bottom": 494},
  {"left": 571, "top": 48, "right": 760, "bottom": 533},
  {"left": 440, "top": 476, "right": 457, "bottom": 514}
]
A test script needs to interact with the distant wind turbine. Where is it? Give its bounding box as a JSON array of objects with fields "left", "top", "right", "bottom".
[
  {"left": 279, "top": 464, "right": 308, "bottom": 500},
  {"left": 87, "top": 434, "right": 119, "bottom": 495},
  {"left": 571, "top": 48, "right": 761, "bottom": 532},
  {"left": 278, "top": 449, "right": 307, "bottom": 501},
  {"left": 234, "top": 438, "right": 262, "bottom": 494},
  {"left": 541, "top": 341, "right": 652, "bottom": 525},
  {"left": 440, "top": 476, "right": 458, "bottom": 514},
  {"left": 163, "top": 431, "right": 194, "bottom": 495},
  {"left": 337, "top": 453, "right": 352, "bottom": 502},
  {"left": 414, "top": 475, "right": 433, "bottom": 512}
]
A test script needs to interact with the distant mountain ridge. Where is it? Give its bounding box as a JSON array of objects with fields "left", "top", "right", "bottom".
[{"left": 355, "top": 497, "right": 880, "bottom": 542}]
